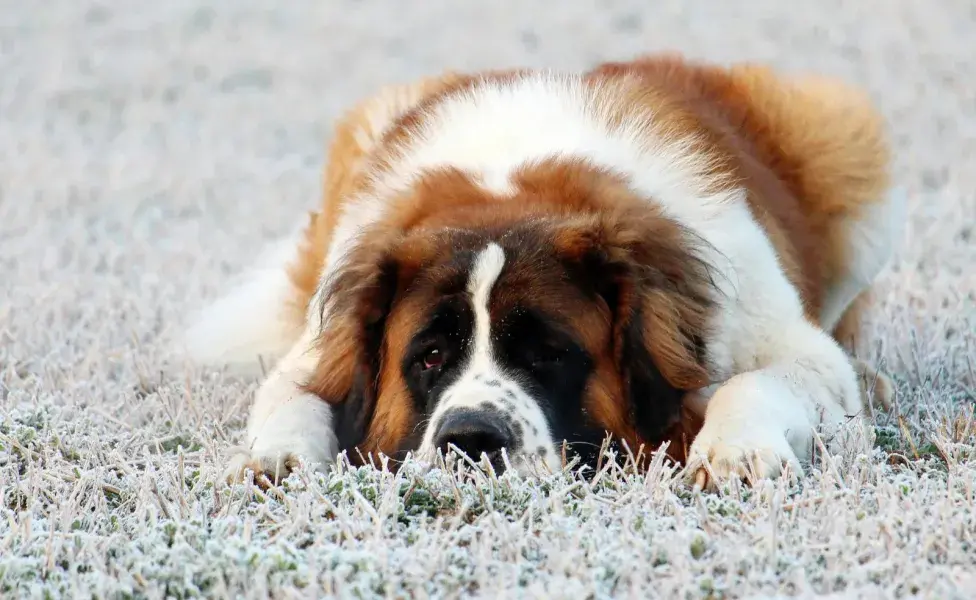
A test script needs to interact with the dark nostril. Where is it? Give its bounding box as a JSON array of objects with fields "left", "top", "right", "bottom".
[{"left": 433, "top": 410, "right": 513, "bottom": 459}]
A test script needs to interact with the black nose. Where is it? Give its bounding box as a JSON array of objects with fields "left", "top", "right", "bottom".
[{"left": 433, "top": 410, "right": 513, "bottom": 460}]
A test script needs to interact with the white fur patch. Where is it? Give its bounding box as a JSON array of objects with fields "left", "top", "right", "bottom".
[{"left": 467, "top": 243, "right": 505, "bottom": 370}]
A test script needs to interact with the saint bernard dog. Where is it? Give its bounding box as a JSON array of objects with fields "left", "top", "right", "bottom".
[{"left": 184, "top": 53, "right": 903, "bottom": 490}]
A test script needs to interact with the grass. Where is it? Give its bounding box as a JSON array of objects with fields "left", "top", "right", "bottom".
[{"left": 1, "top": 375, "right": 974, "bottom": 598}]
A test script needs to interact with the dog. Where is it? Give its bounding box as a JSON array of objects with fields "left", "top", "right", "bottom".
[{"left": 183, "top": 53, "right": 902, "bottom": 490}]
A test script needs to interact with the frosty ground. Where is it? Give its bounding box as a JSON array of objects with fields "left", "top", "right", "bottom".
[{"left": 1, "top": 1, "right": 975, "bottom": 597}]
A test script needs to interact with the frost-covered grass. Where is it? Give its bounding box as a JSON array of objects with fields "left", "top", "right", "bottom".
[
  {"left": 2, "top": 391, "right": 975, "bottom": 598},
  {"left": 2, "top": 0, "right": 976, "bottom": 597}
]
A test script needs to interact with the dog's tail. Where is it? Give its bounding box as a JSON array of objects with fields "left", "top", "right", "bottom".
[{"left": 178, "top": 229, "right": 309, "bottom": 375}]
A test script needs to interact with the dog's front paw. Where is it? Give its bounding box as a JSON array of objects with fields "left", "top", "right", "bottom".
[
  {"left": 223, "top": 383, "right": 338, "bottom": 490},
  {"left": 684, "top": 421, "right": 802, "bottom": 492},
  {"left": 223, "top": 445, "right": 330, "bottom": 489}
]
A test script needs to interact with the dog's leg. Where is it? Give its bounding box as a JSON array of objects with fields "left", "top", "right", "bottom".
[
  {"left": 685, "top": 317, "right": 863, "bottom": 490},
  {"left": 823, "top": 188, "right": 906, "bottom": 414},
  {"left": 223, "top": 327, "right": 337, "bottom": 487},
  {"left": 821, "top": 187, "right": 907, "bottom": 335},
  {"left": 677, "top": 196, "right": 867, "bottom": 490}
]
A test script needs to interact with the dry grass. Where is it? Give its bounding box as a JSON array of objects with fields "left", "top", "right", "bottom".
[{"left": 1, "top": 0, "right": 975, "bottom": 598}]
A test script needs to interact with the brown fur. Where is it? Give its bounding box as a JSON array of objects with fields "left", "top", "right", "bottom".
[
  {"left": 287, "top": 53, "right": 891, "bottom": 464},
  {"left": 589, "top": 55, "right": 890, "bottom": 320}
]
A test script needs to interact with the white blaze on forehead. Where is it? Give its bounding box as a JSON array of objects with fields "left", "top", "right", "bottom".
[
  {"left": 414, "top": 242, "right": 560, "bottom": 472},
  {"left": 467, "top": 243, "right": 506, "bottom": 367}
]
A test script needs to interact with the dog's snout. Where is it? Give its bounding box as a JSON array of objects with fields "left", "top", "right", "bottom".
[{"left": 433, "top": 410, "right": 513, "bottom": 460}]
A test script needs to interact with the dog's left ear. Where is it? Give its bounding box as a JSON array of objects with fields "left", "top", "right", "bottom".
[{"left": 553, "top": 207, "right": 716, "bottom": 442}]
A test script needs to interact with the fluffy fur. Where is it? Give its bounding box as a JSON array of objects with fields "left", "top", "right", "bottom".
[{"left": 182, "top": 53, "right": 903, "bottom": 490}]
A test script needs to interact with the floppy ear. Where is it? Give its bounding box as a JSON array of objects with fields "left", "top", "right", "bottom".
[
  {"left": 554, "top": 207, "right": 716, "bottom": 443},
  {"left": 300, "top": 237, "right": 412, "bottom": 457}
]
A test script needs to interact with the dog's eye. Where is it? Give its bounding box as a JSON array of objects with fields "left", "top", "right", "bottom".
[
  {"left": 422, "top": 348, "right": 445, "bottom": 371},
  {"left": 525, "top": 344, "right": 563, "bottom": 367}
]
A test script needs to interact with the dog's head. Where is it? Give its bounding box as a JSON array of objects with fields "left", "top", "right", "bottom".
[{"left": 303, "top": 161, "right": 716, "bottom": 472}]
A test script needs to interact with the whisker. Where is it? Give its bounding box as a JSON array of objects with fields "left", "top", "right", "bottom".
[
  {"left": 559, "top": 440, "right": 607, "bottom": 450},
  {"left": 411, "top": 416, "right": 433, "bottom": 436}
]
